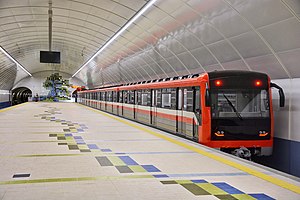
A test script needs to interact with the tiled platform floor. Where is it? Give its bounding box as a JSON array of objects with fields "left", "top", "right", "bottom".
[{"left": 0, "top": 102, "right": 299, "bottom": 200}]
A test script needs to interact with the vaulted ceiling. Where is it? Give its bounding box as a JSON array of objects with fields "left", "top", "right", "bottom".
[{"left": 0, "top": 0, "right": 300, "bottom": 90}]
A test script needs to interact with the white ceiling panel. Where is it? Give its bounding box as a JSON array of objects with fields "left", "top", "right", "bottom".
[{"left": 258, "top": 18, "right": 300, "bottom": 53}]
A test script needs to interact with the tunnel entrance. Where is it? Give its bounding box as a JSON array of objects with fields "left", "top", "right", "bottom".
[
  {"left": 12, "top": 87, "right": 32, "bottom": 105},
  {"left": 72, "top": 90, "right": 78, "bottom": 102}
]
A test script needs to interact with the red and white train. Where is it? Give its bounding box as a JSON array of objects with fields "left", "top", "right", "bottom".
[{"left": 78, "top": 70, "right": 285, "bottom": 158}]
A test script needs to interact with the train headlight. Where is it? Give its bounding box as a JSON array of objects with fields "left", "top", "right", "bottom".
[
  {"left": 214, "top": 131, "right": 225, "bottom": 137},
  {"left": 259, "top": 130, "right": 269, "bottom": 137}
]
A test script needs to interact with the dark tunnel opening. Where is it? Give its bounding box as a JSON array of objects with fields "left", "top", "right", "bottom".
[{"left": 12, "top": 87, "right": 32, "bottom": 105}]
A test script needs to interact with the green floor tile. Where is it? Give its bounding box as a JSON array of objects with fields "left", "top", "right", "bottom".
[
  {"left": 215, "top": 194, "right": 238, "bottom": 200},
  {"left": 80, "top": 149, "right": 91, "bottom": 152},
  {"left": 176, "top": 180, "right": 193, "bottom": 184},
  {"left": 96, "top": 156, "right": 113, "bottom": 166},
  {"left": 197, "top": 183, "right": 228, "bottom": 195},
  {"left": 181, "top": 183, "right": 210, "bottom": 195},
  {"left": 107, "top": 156, "right": 126, "bottom": 166},
  {"left": 49, "top": 134, "right": 57, "bottom": 137},
  {"left": 65, "top": 137, "right": 75, "bottom": 141},
  {"left": 77, "top": 145, "right": 88, "bottom": 149},
  {"left": 129, "top": 165, "right": 147, "bottom": 172},
  {"left": 116, "top": 166, "right": 134, "bottom": 173},
  {"left": 232, "top": 194, "right": 256, "bottom": 200},
  {"left": 160, "top": 181, "right": 178, "bottom": 184},
  {"left": 68, "top": 145, "right": 79, "bottom": 150}
]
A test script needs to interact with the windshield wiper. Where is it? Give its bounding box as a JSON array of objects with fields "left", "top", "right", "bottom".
[{"left": 223, "top": 94, "right": 243, "bottom": 120}]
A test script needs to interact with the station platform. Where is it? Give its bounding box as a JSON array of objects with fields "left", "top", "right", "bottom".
[{"left": 0, "top": 102, "right": 299, "bottom": 200}]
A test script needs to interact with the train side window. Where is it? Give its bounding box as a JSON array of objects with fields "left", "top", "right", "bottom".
[
  {"left": 156, "top": 89, "right": 162, "bottom": 107},
  {"left": 187, "top": 88, "right": 194, "bottom": 112},
  {"left": 147, "top": 90, "right": 151, "bottom": 106},
  {"left": 194, "top": 87, "right": 201, "bottom": 114},
  {"left": 162, "top": 93, "right": 171, "bottom": 108},
  {"left": 106, "top": 92, "right": 109, "bottom": 102},
  {"left": 141, "top": 90, "right": 150, "bottom": 106},
  {"left": 183, "top": 88, "right": 194, "bottom": 112},
  {"left": 124, "top": 91, "right": 128, "bottom": 103},
  {"left": 137, "top": 90, "right": 142, "bottom": 105},
  {"left": 162, "top": 88, "right": 171, "bottom": 109},
  {"left": 128, "top": 90, "right": 135, "bottom": 104},
  {"left": 119, "top": 91, "right": 123, "bottom": 103},
  {"left": 107, "top": 91, "right": 112, "bottom": 102},
  {"left": 171, "top": 88, "right": 177, "bottom": 109},
  {"left": 105, "top": 92, "right": 108, "bottom": 101},
  {"left": 102, "top": 92, "right": 105, "bottom": 101},
  {"left": 178, "top": 89, "right": 182, "bottom": 110},
  {"left": 113, "top": 91, "right": 117, "bottom": 102},
  {"left": 152, "top": 90, "right": 155, "bottom": 107}
]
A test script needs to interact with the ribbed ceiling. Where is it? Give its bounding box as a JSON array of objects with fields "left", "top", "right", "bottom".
[{"left": 0, "top": 0, "right": 300, "bottom": 89}]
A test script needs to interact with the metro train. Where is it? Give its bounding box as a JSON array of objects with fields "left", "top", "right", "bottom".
[{"left": 78, "top": 70, "right": 285, "bottom": 158}]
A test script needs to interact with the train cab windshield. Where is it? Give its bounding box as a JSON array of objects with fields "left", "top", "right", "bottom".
[{"left": 211, "top": 89, "right": 270, "bottom": 119}]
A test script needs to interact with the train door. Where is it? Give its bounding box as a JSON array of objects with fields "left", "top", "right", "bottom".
[
  {"left": 104, "top": 92, "right": 107, "bottom": 111},
  {"left": 177, "top": 87, "right": 195, "bottom": 138},
  {"left": 177, "top": 88, "right": 185, "bottom": 135},
  {"left": 133, "top": 90, "right": 136, "bottom": 119},
  {"left": 151, "top": 89, "right": 157, "bottom": 126},
  {"left": 119, "top": 91, "right": 123, "bottom": 116},
  {"left": 193, "top": 87, "right": 201, "bottom": 141},
  {"left": 116, "top": 91, "right": 119, "bottom": 115}
]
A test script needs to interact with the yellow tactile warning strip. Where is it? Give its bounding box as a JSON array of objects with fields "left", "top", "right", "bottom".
[
  {"left": 0, "top": 102, "right": 28, "bottom": 113},
  {"left": 78, "top": 104, "right": 300, "bottom": 195}
]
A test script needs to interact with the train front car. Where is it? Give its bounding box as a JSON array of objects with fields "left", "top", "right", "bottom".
[{"left": 204, "top": 71, "right": 282, "bottom": 158}]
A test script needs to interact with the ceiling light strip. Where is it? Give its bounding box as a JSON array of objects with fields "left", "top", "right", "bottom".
[
  {"left": 72, "top": 0, "right": 158, "bottom": 78},
  {"left": 0, "top": 46, "right": 32, "bottom": 77}
]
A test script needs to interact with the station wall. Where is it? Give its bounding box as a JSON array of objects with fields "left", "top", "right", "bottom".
[
  {"left": 0, "top": 90, "right": 10, "bottom": 109},
  {"left": 258, "top": 78, "right": 300, "bottom": 178},
  {"left": 13, "top": 71, "right": 86, "bottom": 98}
]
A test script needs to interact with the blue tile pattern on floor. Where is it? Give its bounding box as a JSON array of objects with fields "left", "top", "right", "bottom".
[
  {"left": 101, "top": 149, "right": 112, "bottom": 152},
  {"left": 153, "top": 174, "right": 169, "bottom": 178},
  {"left": 119, "top": 156, "right": 139, "bottom": 165},
  {"left": 212, "top": 183, "right": 244, "bottom": 194},
  {"left": 249, "top": 194, "right": 275, "bottom": 200},
  {"left": 191, "top": 180, "right": 208, "bottom": 183},
  {"left": 87, "top": 144, "right": 99, "bottom": 149},
  {"left": 141, "top": 165, "right": 161, "bottom": 172}
]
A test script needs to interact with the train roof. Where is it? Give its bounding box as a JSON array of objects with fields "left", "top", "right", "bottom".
[
  {"left": 79, "top": 73, "right": 208, "bottom": 93},
  {"left": 208, "top": 70, "right": 269, "bottom": 79}
]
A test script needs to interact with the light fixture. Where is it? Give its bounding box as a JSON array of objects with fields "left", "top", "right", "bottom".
[
  {"left": 72, "top": 0, "right": 158, "bottom": 78},
  {"left": 0, "top": 46, "right": 32, "bottom": 77}
]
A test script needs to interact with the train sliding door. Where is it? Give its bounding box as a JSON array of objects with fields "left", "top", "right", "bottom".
[
  {"left": 177, "top": 88, "right": 185, "bottom": 136},
  {"left": 151, "top": 89, "right": 157, "bottom": 127},
  {"left": 177, "top": 87, "right": 195, "bottom": 139}
]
